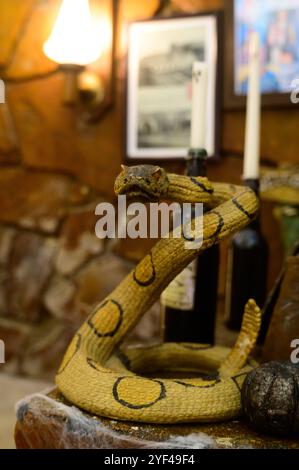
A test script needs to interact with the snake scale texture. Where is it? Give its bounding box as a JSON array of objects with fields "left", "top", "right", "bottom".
[{"left": 56, "top": 165, "right": 262, "bottom": 424}]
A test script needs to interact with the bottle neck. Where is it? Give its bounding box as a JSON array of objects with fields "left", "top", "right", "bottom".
[
  {"left": 186, "top": 148, "right": 208, "bottom": 177},
  {"left": 243, "top": 178, "right": 260, "bottom": 197},
  {"left": 243, "top": 178, "right": 261, "bottom": 231}
]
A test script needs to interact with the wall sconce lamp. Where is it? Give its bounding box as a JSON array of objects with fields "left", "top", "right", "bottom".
[{"left": 43, "top": 0, "right": 116, "bottom": 121}]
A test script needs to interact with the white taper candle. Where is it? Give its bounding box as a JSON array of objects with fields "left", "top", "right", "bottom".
[
  {"left": 191, "top": 62, "right": 208, "bottom": 149},
  {"left": 243, "top": 32, "right": 261, "bottom": 179}
]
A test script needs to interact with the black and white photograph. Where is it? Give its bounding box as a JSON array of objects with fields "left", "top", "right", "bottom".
[{"left": 126, "top": 14, "right": 220, "bottom": 160}]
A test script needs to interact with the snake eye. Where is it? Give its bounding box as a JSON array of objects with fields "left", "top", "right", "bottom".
[{"left": 152, "top": 168, "right": 162, "bottom": 180}]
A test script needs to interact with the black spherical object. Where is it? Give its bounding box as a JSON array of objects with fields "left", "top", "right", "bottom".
[{"left": 242, "top": 361, "right": 299, "bottom": 436}]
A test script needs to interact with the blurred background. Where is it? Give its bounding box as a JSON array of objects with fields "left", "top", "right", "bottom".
[{"left": 0, "top": 0, "right": 298, "bottom": 448}]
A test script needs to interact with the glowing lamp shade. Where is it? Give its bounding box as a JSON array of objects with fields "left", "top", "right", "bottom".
[{"left": 43, "top": 0, "right": 102, "bottom": 66}]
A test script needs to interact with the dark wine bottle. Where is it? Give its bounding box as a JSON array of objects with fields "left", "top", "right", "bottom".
[
  {"left": 225, "top": 179, "right": 269, "bottom": 331},
  {"left": 161, "top": 149, "right": 219, "bottom": 344}
]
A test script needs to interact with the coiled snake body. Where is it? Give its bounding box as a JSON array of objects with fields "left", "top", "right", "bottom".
[{"left": 56, "top": 165, "right": 262, "bottom": 423}]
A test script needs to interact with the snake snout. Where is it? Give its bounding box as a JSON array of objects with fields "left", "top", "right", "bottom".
[{"left": 114, "top": 165, "right": 169, "bottom": 201}]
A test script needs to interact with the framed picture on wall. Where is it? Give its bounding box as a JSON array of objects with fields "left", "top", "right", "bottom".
[
  {"left": 224, "top": 0, "right": 299, "bottom": 109},
  {"left": 126, "top": 13, "right": 221, "bottom": 161}
]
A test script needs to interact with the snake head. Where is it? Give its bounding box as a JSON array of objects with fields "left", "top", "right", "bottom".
[{"left": 114, "top": 165, "right": 169, "bottom": 202}]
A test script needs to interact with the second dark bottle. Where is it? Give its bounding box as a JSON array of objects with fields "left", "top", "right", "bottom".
[
  {"left": 162, "top": 149, "right": 219, "bottom": 344},
  {"left": 225, "top": 179, "right": 269, "bottom": 332}
]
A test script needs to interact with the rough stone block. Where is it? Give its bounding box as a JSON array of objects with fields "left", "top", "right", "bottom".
[
  {"left": 55, "top": 206, "right": 104, "bottom": 276},
  {"left": 4, "top": 232, "right": 57, "bottom": 322},
  {"left": 0, "top": 317, "right": 30, "bottom": 363},
  {"left": 14, "top": 390, "right": 299, "bottom": 449},
  {"left": 74, "top": 253, "right": 134, "bottom": 308},
  {"left": 43, "top": 275, "right": 77, "bottom": 322},
  {"left": 44, "top": 257, "right": 161, "bottom": 342},
  {"left": 43, "top": 253, "right": 133, "bottom": 324},
  {"left": 0, "top": 226, "right": 16, "bottom": 265},
  {"left": 21, "top": 319, "right": 77, "bottom": 379}
]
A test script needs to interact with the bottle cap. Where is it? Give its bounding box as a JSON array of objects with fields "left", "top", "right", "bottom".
[
  {"left": 186, "top": 148, "right": 208, "bottom": 177},
  {"left": 243, "top": 178, "right": 260, "bottom": 196},
  {"left": 186, "top": 148, "right": 208, "bottom": 161}
]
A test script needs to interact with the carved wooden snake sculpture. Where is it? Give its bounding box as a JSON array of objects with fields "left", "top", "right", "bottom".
[{"left": 56, "top": 165, "right": 262, "bottom": 423}]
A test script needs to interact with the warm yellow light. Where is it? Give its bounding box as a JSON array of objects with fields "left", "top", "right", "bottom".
[{"left": 43, "top": 0, "right": 102, "bottom": 66}]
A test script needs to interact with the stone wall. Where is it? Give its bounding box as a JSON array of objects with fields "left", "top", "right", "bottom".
[
  {"left": 0, "top": 167, "right": 161, "bottom": 377},
  {"left": 0, "top": 0, "right": 164, "bottom": 377},
  {"left": 0, "top": 0, "right": 296, "bottom": 377}
]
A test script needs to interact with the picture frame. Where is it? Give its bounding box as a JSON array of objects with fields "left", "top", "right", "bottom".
[
  {"left": 224, "top": 0, "right": 299, "bottom": 109},
  {"left": 125, "top": 12, "right": 221, "bottom": 161}
]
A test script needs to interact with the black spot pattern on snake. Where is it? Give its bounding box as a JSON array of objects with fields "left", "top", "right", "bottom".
[
  {"left": 174, "top": 378, "right": 221, "bottom": 388},
  {"left": 183, "top": 209, "right": 224, "bottom": 244},
  {"left": 57, "top": 334, "right": 82, "bottom": 375},
  {"left": 87, "top": 299, "right": 123, "bottom": 338},
  {"left": 232, "top": 197, "right": 255, "bottom": 220},
  {"left": 133, "top": 252, "right": 156, "bottom": 287},
  {"left": 180, "top": 344, "right": 213, "bottom": 351},
  {"left": 190, "top": 177, "right": 213, "bottom": 194},
  {"left": 231, "top": 371, "right": 249, "bottom": 393},
  {"left": 114, "top": 349, "right": 132, "bottom": 370},
  {"left": 113, "top": 377, "right": 166, "bottom": 409},
  {"left": 206, "top": 210, "right": 225, "bottom": 241},
  {"left": 182, "top": 219, "right": 203, "bottom": 243},
  {"left": 182, "top": 231, "right": 198, "bottom": 242},
  {"left": 87, "top": 357, "right": 113, "bottom": 373}
]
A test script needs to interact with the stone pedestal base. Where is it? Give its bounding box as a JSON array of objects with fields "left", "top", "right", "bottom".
[{"left": 14, "top": 389, "right": 299, "bottom": 449}]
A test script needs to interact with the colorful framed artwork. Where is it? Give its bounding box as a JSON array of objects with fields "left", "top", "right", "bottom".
[{"left": 224, "top": 0, "right": 299, "bottom": 108}]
